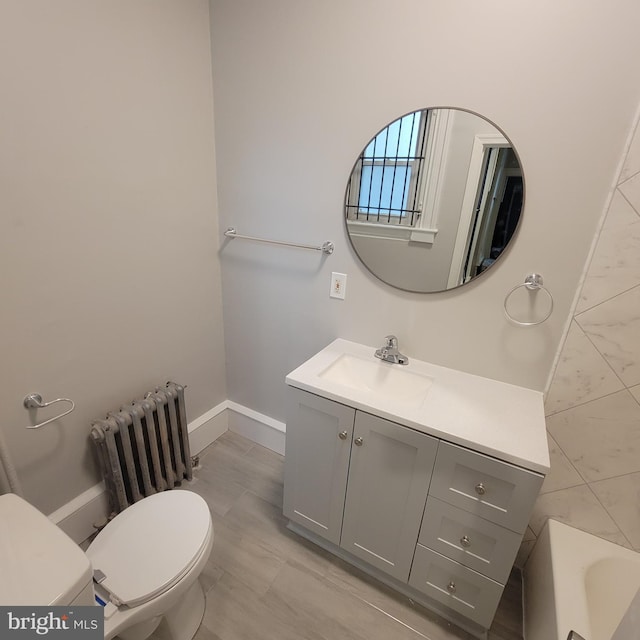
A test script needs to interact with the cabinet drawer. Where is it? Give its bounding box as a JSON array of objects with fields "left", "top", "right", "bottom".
[
  {"left": 409, "top": 544, "right": 503, "bottom": 629},
  {"left": 429, "top": 442, "right": 543, "bottom": 533},
  {"left": 418, "top": 496, "right": 522, "bottom": 584}
]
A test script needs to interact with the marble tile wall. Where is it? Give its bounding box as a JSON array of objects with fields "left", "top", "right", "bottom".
[{"left": 518, "top": 118, "right": 640, "bottom": 565}]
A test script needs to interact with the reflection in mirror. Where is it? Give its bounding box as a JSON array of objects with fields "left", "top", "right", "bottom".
[{"left": 344, "top": 108, "right": 524, "bottom": 293}]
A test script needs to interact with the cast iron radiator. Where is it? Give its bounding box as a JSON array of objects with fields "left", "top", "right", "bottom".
[{"left": 90, "top": 382, "right": 193, "bottom": 515}]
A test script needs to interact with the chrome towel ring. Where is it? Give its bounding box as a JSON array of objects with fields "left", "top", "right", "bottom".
[
  {"left": 23, "top": 393, "right": 75, "bottom": 429},
  {"left": 504, "top": 274, "right": 554, "bottom": 326}
]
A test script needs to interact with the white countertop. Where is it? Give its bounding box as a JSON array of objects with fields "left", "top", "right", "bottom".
[{"left": 285, "top": 338, "right": 550, "bottom": 474}]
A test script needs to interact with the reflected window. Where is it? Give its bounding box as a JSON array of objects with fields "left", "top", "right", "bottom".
[{"left": 345, "top": 111, "right": 429, "bottom": 226}]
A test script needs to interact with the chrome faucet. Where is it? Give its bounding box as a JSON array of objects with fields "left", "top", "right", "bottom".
[{"left": 374, "top": 335, "right": 409, "bottom": 365}]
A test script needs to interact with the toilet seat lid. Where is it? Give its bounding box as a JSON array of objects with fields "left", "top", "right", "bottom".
[{"left": 86, "top": 490, "right": 211, "bottom": 607}]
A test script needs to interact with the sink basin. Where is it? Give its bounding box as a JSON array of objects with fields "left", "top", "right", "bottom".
[{"left": 318, "top": 353, "right": 433, "bottom": 408}]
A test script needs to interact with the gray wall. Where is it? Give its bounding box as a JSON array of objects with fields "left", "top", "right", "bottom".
[
  {"left": 210, "top": 0, "right": 640, "bottom": 424},
  {"left": 0, "top": 1, "right": 226, "bottom": 514}
]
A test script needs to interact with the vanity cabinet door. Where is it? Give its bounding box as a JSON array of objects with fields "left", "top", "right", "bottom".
[
  {"left": 283, "top": 388, "right": 355, "bottom": 545},
  {"left": 340, "top": 412, "right": 438, "bottom": 582}
]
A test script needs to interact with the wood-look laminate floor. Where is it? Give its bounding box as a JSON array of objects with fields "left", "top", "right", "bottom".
[{"left": 163, "top": 431, "right": 524, "bottom": 640}]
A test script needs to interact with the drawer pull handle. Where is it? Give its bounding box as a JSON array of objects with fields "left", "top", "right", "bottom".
[
  {"left": 446, "top": 581, "right": 456, "bottom": 594},
  {"left": 460, "top": 535, "right": 471, "bottom": 548},
  {"left": 475, "top": 482, "right": 486, "bottom": 496},
  {"left": 338, "top": 430, "right": 348, "bottom": 440},
  {"left": 354, "top": 437, "right": 364, "bottom": 446}
]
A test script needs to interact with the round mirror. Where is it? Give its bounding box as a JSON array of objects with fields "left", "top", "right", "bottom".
[{"left": 344, "top": 107, "right": 524, "bottom": 292}]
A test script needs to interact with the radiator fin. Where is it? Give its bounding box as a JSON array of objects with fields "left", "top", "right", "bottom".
[{"left": 91, "top": 382, "right": 192, "bottom": 515}]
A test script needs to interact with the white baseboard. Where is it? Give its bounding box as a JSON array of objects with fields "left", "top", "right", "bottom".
[
  {"left": 188, "top": 400, "right": 229, "bottom": 455},
  {"left": 47, "top": 482, "right": 110, "bottom": 545},
  {"left": 49, "top": 401, "right": 230, "bottom": 544},
  {"left": 226, "top": 401, "right": 286, "bottom": 455}
]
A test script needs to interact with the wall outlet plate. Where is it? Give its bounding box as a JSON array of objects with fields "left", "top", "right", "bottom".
[{"left": 330, "top": 272, "right": 347, "bottom": 299}]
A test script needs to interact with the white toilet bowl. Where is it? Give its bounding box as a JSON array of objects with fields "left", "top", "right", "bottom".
[{"left": 0, "top": 490, "right": 213, "bottom": 640}]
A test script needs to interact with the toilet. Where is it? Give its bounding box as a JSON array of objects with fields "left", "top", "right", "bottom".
[{"left": 0, "top": 490, "right": 213, "bottom": 640}]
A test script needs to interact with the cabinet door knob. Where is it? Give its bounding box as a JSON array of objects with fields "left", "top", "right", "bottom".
[
  {"left": 474, "top": 482, "right": 486, "bottom": 496},
  {"left": 446, "top": 581, "right": 456, "bottom": 594},
  {"left": 354, "top": 436, "right": 364, "bottom": 446},
  {"left": 460, "top": 535, "right": 471, "bottom": 548},
  {"left": 338, "top": 430, "right": 348, "bottom": 440}
]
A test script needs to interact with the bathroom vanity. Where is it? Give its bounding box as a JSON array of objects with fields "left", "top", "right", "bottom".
[{"left": 283, "top": 339, "right": 549, "bottom": 638}]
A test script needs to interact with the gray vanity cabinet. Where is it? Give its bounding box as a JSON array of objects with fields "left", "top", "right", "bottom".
[
  {"left": 340, "top": 411, "right": 438, "bottom": 581},
  {"left": 282, "top": 389, "right": 355, "bottom": 545},
  {"left": 283, "top": 385, "right": 545, "bottom": 636}
]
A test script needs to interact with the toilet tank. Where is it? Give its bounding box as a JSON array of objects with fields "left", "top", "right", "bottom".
[{"left": 0, "top": 493, "right": 94, "bottom": 606}]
